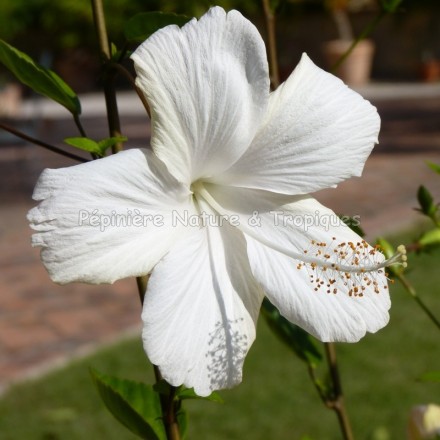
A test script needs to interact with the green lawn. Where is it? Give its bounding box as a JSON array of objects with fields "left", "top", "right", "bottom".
[{"left": 1, "top": 245, "right": 439, "bottom": 440}]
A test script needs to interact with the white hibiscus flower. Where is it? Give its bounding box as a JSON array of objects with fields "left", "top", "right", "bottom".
[{"left": 28, "top": 7, "right": 404, "bottom": 396}]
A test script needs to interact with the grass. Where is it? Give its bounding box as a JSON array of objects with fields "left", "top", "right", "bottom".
[{"left": 1, "top": 242, "right": 439, "bottom": 440}]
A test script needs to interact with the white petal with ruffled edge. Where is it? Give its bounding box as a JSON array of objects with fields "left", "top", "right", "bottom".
[
  {"left": 27, "top": 149, "right": 192, "bottom": 284},
  {"left": 215, "top": 53, "right": 380, "bottom": 195},
  {"left": 203, "top": 184, "right": 390, "bottom": 342},
  {"left": 142, "top": 203, "right": 264, "bottom": 396},
  {"left": 131, "top": 6, "right": 269, "bottom": 186}
]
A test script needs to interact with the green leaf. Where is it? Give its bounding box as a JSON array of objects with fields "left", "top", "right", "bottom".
[
  {"left": 110, "top": 43, "right": 127, "bottom": 62},
  {"left": 340, "top": 215, "right": 365, "bottom": 237},
  {"left": 64, "top": 136, "right": 127, "bottom": 157},
  {"left": 176, "top": 387, "right": 223, "bottom": 403},
  {"left": 124, "top": 12, "right": 191, "bottom": 43},
  {"left": 0, "top": 39, "right": 80, "bottom": 115},
  {"left": 417, "top": 185, "right": 437, "bottom": 218},
  {"left": 97, "top": 136, "right": 127, "bottom": 153},
  {"left": 64, "top": 137, "right": 101, "bottom": 155},
  {"left": 381, "top": 0, "right": 403, "bottom": 13},
  {"left": 262, "top": 298, "right": 322, "bottom": 366},
  {"left": 418, "top": 371, "right": 440, "bottom": 383},
  {"left": 90, "top": 368, "right": 166, "bottom": 440},
  {"left": 269, "top": 0, "right": 280, "bottom": 11},
  {"left": 110, "top": 42, "right": 118, "bottom": 59},
  {"left": 427, "top": 161, "right": 440, "bottom": 175},
  {"left": 419, "top": 229, "right": 440, "bottom": 248}
]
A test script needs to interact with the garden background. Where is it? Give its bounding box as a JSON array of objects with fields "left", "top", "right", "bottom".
[{"left": 1, "top": 0, "right": 440, "bottom": 438}]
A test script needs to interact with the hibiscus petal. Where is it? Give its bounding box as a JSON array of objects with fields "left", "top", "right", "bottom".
[
  {"left": 142, "top": 207, "right": 264, "bottom": 396},
  {"left": 204, "top": 184, "right": 390, "bottom": 342},
  {"left": 215, "top": 53, "right": 380, "bottom": 195},
  {"left": 131, "top": 6, "right": 269, "bottom": 186},
  {"left": 27, "top": 149, "right": 191, "bottom": 284}
]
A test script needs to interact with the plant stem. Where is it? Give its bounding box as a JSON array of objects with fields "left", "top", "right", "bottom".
[
  {"left": 136, "top": 275, "right": 148, "bottom": 305},
  {"left": 307, "top": 344, "right": 354, "bottom": 439},
  {"left": 135, "top": 278, "right": 165, "bottom": 402},
  {"left": 91, "top": 2, "right": 179, "bottom": 437},
  {"left": 307, "top": 364, "right": 327, "bottom": 402},
  {"left": 74, "top": 114, "right": 87, "bottom": 137},
  {"left": 395, "top": 272, "right": 440, "bottom": 331},
  {"left": 324, "top": 343, "right": 354, "bottom": 440},
  {"left": 91, "top": 0, "right": 123, "bottom": 153},
  {"left": 135, "top": 275, "right": 181, "bottom": 440},
  {"left": 103, "top": 78, "right": 123, "bottom": 154},
  {"left": 261, "top": 0, "right": 280, "bottom": 89},
  {"left": 165, "top": 387, "right": 180, "bottom": 440},
  {"left": 110, "top": 62, "right": 151, "bottom": 117},
  {"left": 0, "top": 121, "right": 88, "bottom": 163}
]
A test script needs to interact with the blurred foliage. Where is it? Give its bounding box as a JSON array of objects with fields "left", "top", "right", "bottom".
[
  {"left": 0, "top": 0, "right": 157, "bottom": 53},
  {"left": 0, "top": 0, "right": 263, "bottom": 91},
  {"left": 0, "top": 0, "right": 439, "bottom": 87},
  {"left": 0, "top": 0, "right": 438, "bottom": 55},
  {"left": 0, "top": 0, "right": 260, "bottom": 52}
]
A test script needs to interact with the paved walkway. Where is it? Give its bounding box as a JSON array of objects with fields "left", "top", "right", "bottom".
[{"left": 1, "top": 86, "right": 440, "bottom": 394}]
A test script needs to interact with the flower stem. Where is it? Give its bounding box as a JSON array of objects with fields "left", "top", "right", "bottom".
[
  {"left": 324, "top": 343, "right": 354, "bottom": 440},
  {"left": 261, "top": 0, "right": 280, "bottom": 89},
  {"left": 0, "top": 121, "right": 88, "bottom": 163},
  {"left": 395, "top": 272, "right": 440, "bottom": 331}
]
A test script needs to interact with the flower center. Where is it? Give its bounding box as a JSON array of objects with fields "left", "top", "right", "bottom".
[
  {"left": 191, "top": 182, "right": 407, "bottom": 296},
  {"left": 190, "top": 180, "right": 205, "bottom": 197}
]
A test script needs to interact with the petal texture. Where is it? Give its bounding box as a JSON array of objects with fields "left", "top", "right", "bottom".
[
  {"left": 204, "top": 184, "right": 390, "bottom": 342},
  {"left": 131, "top": 6, "right": 269, "bottom": 185},
  {"left": 216, "top": 53, "right": 380, "bottom": 194},
  {"left": 28, "top": 149, "right": 191, "bottom": 284},
  {"left": 142, "top": 206, "right": 264, "bottom": 396}
]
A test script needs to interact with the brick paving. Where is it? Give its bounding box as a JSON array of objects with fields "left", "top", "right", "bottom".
[{"left": 0, "top": 88, "right": 440, "bottom": 394}]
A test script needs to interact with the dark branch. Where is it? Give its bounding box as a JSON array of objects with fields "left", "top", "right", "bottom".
[{"left": 0, "top": 122, "right": 89, "bottom": 163}]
